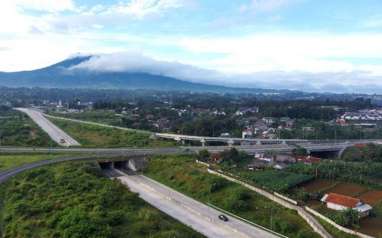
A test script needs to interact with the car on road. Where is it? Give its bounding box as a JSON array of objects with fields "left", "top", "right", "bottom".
[{"left": 218, "top": 214, "right": 229, "bottom": 222}]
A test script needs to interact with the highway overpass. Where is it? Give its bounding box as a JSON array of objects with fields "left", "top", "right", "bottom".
[{"left": 0, "top": 140, "right": 378, "bottom": 157}]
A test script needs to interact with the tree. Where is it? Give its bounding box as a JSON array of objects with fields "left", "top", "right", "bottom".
[
  {"left": 292, "top": 147, "right": 308, "bottom": 157},
  {"left": 341, "top": 146, "right": 362, "bottom": 162},
  {"left": 197, "top": 149, "right": 210, "bottom": 161}
]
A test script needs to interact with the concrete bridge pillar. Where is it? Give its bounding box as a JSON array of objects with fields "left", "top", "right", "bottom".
[
  {"left": 227, "top": 139, "right": 235, "bottom": 147},
  {"left": 200, "top": 138, "right": 206, "bottom": 147}
]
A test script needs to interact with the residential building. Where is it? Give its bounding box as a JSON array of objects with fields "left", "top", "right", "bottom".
[
  {"left": 242, "top": 127, "right": 253, "bottom": 139},
  {"left": 321, "top": 193, "right": 372, "bottom": 218}
]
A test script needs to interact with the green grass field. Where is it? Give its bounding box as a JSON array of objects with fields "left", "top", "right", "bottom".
[
  {"left": 0, "top": 162, "right": 204, "bottom": 238},
  {"left": 144, "top": 155, "right": 320, "bottom": 238},
  {"left": 0, "top": 109, "right": 54, "bottom": 147},
  {"left": 50, "top": 110, "right": 123, "bottom": 126},
  {"left": 50, "top": 118, "right": 175, "bottom": 148}
]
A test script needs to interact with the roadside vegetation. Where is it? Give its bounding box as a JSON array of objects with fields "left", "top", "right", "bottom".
[
  {"left": 0, "top": 106, "right": 54, "bottom": 147},
  {"left": 144, "top": 155, "right": 320, "bottom": 238},
  {"left": 50, "top": 118, "right": 175, "bottom": 148},
  {"left": 49, "top": 110, "right": 123, "bottom": 126},
  {"left": 0, "top": 162, "right": 204, "bottom": 238},
  {"left": 0, "top": 153, "right": 70, "bottom": 172},
  {"left": 317, "top": 218, "right": 357, "bottom": 238},
  {"left": 286, "top": 160, "right": 382, "bottom": 190},
  {"left": 236, "top": 170, "right": 313, "bottom": 192}
]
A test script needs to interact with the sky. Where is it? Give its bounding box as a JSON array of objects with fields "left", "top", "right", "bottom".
[{"left": 1, "top": 0, "right": 382, "bottom": 93}]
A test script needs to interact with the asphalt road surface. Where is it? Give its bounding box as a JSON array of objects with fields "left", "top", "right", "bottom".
[
  {"left": 116, "top": 171, "right": 280, "bottom": 238},
  {"left": 15, "top": 108, "right": 80, "bottom": 147}
]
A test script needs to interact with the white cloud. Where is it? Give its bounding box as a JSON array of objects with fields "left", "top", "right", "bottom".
[
  {"left": 71, "top": 52, "right": 221, "bottom": 83},
  {"left": 13, "top": 0, "right": 75, "bottom": 12},
  {"left": 69, "top": 52, "right": 382, "bottom": 93},
  {"left": 240, "top": 0, "right": 294, "bottom": 13},
  {"left": 177, "top": 32, "right": 382, "bottom": 76},
  {"left": 104, "top": 0, "right": 186, "bottom": 19}
]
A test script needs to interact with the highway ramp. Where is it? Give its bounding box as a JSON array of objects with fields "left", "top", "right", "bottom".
[
  {"left": 116, "top": 172, "right": 281, "bottom": 238},
  {"left": 15, "top": 108, "right": 80, "bottom": 147}
]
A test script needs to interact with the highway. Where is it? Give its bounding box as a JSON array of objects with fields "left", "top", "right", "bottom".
[
  {"left": 15, "top": 108, "right": 80, "bottom": 147},
  {"left": 0, "top": 155, "right": 283, "bottom": 238},
  {"left": 16, "top": 107, "right": 381, "bottom": 151},
  {"left": 116, "top": 171, "right": 281, "bottom": 238},
  {"left": 0, "top": 144, "right": 295, "bottom": 155}
]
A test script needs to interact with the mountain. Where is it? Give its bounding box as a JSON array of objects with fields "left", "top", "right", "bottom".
[{"left": 0, "top": 56, "right": 277, "bottom": 93}]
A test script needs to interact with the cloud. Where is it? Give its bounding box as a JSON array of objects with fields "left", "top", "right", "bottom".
[
  {"left": 93, "top": 0, "right": 187, "bottom": 19},
  {"left": 70, "top": 52, "right": 382, "bottom": 94},
  {"left": 13, "top": 0, "right": 75, "bottom": 12},
  {"left": 177, "top": 32, "right": 382, "bottom": 76},
  {"left": 240, "top": 0, "right": 295, "bottom": 13},
  {"left": 71, "top": 52, "right": 221, "bottom": 83}
]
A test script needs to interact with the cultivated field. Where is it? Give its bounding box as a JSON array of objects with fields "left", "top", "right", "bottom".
[{"left": 298, "top": 179, "right": 382, "bottom": 237}]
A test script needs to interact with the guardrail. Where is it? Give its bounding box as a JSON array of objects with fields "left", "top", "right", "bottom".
[{"left": 206, "top": 203, "right": 288, "bottom": 238}]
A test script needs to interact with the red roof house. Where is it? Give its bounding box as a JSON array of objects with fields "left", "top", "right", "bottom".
[{"left": 321, "top": 193, "right": 372, "bottom": 218}]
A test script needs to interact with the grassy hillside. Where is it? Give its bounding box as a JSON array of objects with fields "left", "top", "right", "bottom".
[
  {"left": 0, "top": 108, "right": 54, "bottom": 147},
  {"left": 50, "top": 118, "right": 175, "bottom": 148},
  {"left": 0, "top": 162, "right": 204, "bottom": 238},
  {"left": 144, "top": 155, "right": 320, "bottom": 238}
]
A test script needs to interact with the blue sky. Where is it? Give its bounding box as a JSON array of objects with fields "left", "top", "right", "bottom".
[{"left": 1, "top": 0, "right": 382, "bottom": 93}]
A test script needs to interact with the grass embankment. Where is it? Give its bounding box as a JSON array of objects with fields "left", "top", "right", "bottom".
[
  {"left": 145, "top": 155, "right": 320, "bottom": 238},
  {"left": 233, "top": 170, "right": 314, "bottom": 192},
  {"left": 0, "top": 109, "right": 54, "bottom": 147},
  {"left": 50, "top": 110, "right": 122, "bottom": 126},
  {"left": 0, "top": 153, "right": 72, "bottom": 172},
  {"left": 0, "top": 162, "right": 204, "bottom": 238},
  {"left": 317, "top": 218, "right": 357, "bottom": 238},
  {"left": 50, "top": 118, "right": 175, "bottom": 148}
]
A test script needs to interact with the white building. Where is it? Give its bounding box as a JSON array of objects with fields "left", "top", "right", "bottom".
[{"left": 321, "top": 193, "right": 372, "bottom": 218}]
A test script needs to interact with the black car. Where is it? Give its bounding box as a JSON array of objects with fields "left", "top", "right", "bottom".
[{"left": 218, "top": 214, "right": 229, "bottom": 222}]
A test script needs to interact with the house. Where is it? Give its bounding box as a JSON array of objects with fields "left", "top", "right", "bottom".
[
  {"left": 220, "top": 132, "right": 231, "bottom": 137},
  {"left": 248, "top": 160, "right": 268, "bottom": 170},
  {"left": 321, "top": 193, "right": 372, "bottom": 218},
  {"left": 262, "top": 117, "right": 275, "bottom": 126},
  {"left": 296, "top": 155, "right": 321, "bottom": 165},
  {"left": 242, "top": 127, "right": 253, "bottom": 139},
  {"left": 273, "top": 163, "right": 288, "bottom": 170},
  {"left": 275, "top": 154, "right": 296, "bottom": 164},
  {"left": 280, "top": 117, "right": 295, "bottom": 128},
  {"left": 253, "top": 120, "right": 268, "bottom": 135},
  {"left": 235, "top": 107, "right": 259, "bottom": 116}
]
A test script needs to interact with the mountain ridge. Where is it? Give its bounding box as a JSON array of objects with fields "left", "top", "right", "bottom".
[{"left": 0, "top": 56, "right": 282, "bottom": 94}]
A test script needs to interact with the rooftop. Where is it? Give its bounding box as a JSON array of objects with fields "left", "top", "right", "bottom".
[{"left": 322, "top": 193, "right": 360, "bottom": 208}]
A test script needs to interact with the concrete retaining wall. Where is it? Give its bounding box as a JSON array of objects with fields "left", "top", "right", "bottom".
[
  {"left": 274, "top": 192, "right": 299, "bottom": 205},
  {"left": 305, "top": 206, "right": 374, "bottom": 238},
  {"left": 195, "top": 160, "right": 210, "bottom": 167}
]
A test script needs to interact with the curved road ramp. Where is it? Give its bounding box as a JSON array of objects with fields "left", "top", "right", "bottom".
[{"left": 15, "top": 108, "right": 80, "bottom": 147}]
